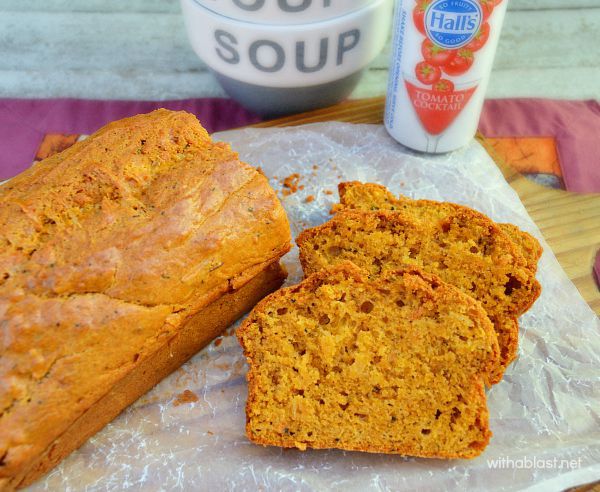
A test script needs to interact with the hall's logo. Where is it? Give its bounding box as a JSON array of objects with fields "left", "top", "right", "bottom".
[{"left": 424, "top": 0, "right": 483, "bottom": 49}]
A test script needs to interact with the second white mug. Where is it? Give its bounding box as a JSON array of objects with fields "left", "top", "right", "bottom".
[{"left": 193, "top": 0, "right": 375, "bottom": 25}]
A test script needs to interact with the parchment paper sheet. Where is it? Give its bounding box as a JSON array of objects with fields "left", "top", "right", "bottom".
[{"left": 35, "top": 123, "right": 600, "bottom": 491}]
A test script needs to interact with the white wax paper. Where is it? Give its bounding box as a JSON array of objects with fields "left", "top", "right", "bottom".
[{"left": 34, "top": 123, "right": 600, "bottom": 492}]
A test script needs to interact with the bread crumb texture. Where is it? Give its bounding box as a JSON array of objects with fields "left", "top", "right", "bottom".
[
  {"left": 301, "top": 182, "right": 542, "bottom": 383},
  {"left": 0, "top": 109, "right": 291, "bottom": 479},
  {"left": 238, "top": 263, "right": 498, "bottom": 458}
]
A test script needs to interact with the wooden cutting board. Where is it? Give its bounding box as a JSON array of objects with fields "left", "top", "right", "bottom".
[{"left": 251, "top": 96, "right": 600, "bottom": 315}]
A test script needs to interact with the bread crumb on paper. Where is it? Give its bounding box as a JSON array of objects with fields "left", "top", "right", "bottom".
[
  {"left": 282, "top": 173, "right": 302, "bottom": 194},
  {"left": 173, "top": 389, "right": 199, "bottom": 407}
]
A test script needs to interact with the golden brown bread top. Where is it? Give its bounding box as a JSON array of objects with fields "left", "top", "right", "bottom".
[
  {"left": 0, "top": 110, "right": 289, "bottom": 306},
  {"left": 238, "top": 262, "right": 497, "bottom": 458},
  {"left": 334, "top": 181, "right": 542, "bottom": 272},
  {"left": 0, "top": 109, "right": 291, "bottom": 479}
]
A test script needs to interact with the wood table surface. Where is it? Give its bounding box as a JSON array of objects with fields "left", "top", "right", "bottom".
[
  {"left": 251, "top": 96, "right": 600, "bottom": 316},
  {"left": 1, "top": 0, "right": 598, "bottom": 101}
]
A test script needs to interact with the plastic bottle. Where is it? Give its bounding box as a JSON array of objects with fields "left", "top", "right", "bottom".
[{"left": 385, "top": 0, "right": 508, "bottom": 153}]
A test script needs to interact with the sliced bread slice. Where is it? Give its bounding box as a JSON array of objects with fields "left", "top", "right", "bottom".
[
  {"left": 237, "top": 262, "right": 499, "bottom": 458},
  {"left": 333, "top": 181, "right": 542, "bottom": 273}
]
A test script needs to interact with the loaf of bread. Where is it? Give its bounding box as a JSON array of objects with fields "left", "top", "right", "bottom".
[
  {"left": 334, "top": 181, "right": 542, "bottom": 272},
  {"left": 0, "top": 109, "right": 291, "bottom": 489},
  {"left": 238, "top": 262, "right": 499, "bottom": 458},
  {"left": 297, "top": 209, "right": 541, "bottom": 383}
]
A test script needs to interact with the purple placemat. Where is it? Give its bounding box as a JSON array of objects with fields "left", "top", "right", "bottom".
[
  {"left": 0, "top": 98, "right": 261, "bottom": 181},
  {"left": 3, "top": 97, "right": 600, "bottom": 193}
]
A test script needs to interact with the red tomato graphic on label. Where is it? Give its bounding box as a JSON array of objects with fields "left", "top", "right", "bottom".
[
  {"left": 416, "top": 61, "right": 442, "bottom": 85},
  {"left": 422, "top": 39, "right": 457, "bottom": 66},
  {"left": 466, "top": 23, "right": 490, "bottom": 52},
  {"left": 405, "top": 81, "right": 478, "bottom": 135},
  {"left": 413, "top": 0, "right": 431, "bottom": 36},
  {"left": 442, "top": 49, "right": 474, "bottom": 76},
  {"left": 480, "top": 0, "right": 496, "bottom": 21},
  {"left": 433, "top": 79, "right": 455, "bottom": 93}
]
